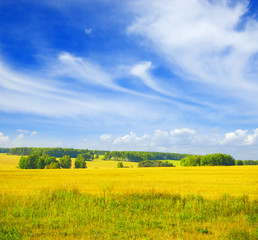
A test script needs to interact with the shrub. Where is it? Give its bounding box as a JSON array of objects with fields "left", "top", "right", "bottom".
[
  {"left": 138, "top": 160, "right": 174, "bottom": 167},
  {"left": 117, "top": 162, "right": 123, "bottom": 168},
  {"left": 180, "top": 155, "right": 201, "bottom": 166},
  {"left": 45, "top": 162, "right": 60, "bottom": 169}
]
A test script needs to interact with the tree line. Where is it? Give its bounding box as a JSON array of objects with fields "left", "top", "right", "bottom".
[
  {"left": 7, "top": 147, "right": 101, "bottom": 158},
  {"left": 104, "top": 151, "right": 189, "bottom": 162},
  {"left": 180, "top": 154, "right": 235, "bottom": 166},
  {"left": 138, "top": 160, "right": 175, "bottom": 167},
  {"left": 180, "top": 154, "right": 258, "bottom": 166},
  {"left": 235, "top": 160, "right": 258, "bottom": 165},
  {"left": 0, "top": 148, "right": 9, "bottom": 153},
  {"left": 2, "top": 147, "right": 258, "bottom": 166},
  {"left": 18, "top": 152, "right": 92, "bottom": 169}
]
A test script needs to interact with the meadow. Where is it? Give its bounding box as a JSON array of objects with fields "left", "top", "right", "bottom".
[{"left": 0, "top": 153, "right": 257, "bottom": 239}]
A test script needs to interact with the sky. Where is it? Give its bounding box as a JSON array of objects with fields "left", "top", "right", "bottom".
[{"left": 0, "top": 0, "right": 258, "bottom": 159}]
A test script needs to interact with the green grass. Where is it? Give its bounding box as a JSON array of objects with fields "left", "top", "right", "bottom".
[{"left": 0, "top": 189, "right": 257, "bottom": 240}]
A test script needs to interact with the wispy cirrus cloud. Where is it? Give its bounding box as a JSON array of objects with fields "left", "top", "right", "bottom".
[
  {"left": 0, "top": 53, "right": 169, "bottom": 122},
  {"left": 130, "top": 61, "right": 172, "bottom": 96},
  {"left": 128, "top": 0, "right": 258, "bottom": 112},
  {"left": 55, "top": 52, "right": 116, "bottom": 90},
  {"left": 30, "top": 131, "right": 38, "bottom": 137},
  {"left": 18, "top": 129, "right": 29, "bottom": 134}
]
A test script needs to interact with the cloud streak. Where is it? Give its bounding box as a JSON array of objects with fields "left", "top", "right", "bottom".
[
  {"left": 128, "top": 0, "right": 258, "bottom": 110},
  {"left": 0, "top": 53, "right": 172, "bottom": 122},
  {"left": 30, "top": 131, "right": 38, "bottom": 137}
]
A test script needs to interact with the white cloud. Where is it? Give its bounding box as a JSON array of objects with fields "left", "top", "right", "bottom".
[
  {"left": 100, "top": 132, "right": 150, "bottom": 150},
  {"left": 100, "top": 134, "right": 113, "bottom": 142},
  {"left": 128, "top": 0, "right": 258, "bottom": 108},
  {"left": 85, "top": 28, "right": 92, "bottom": 34},
  {"left": 15, "top": 133, "right": 24, "bottom": 141},
  {"left": 0, "top": 132, "right": 9, "bottom": 144},
  {"left": 100, "top": 128, "right": 197, "bottom": 151},
  {"left": 130, "top": 62, "right": 160, "bottom": 92},
  {"left": 244, "top": 128, "right": 258, "bottom": 145},
  {"left": 130, "top": 62, "right": 184, "bottom": 99},
  {"left": 169, "top": 128, "right": 197, "bottom": 145},
  {"left": 136, "top": 133, "right": 150, "bottom": 142},
  {"left": 114, "top": 132, "right": 138, "bottom": 145},
  {"left": 0, "top": 55, "right": 164, "bottom": 120},
  {"left": 170, "top": 128, "right": 196, "bottom": 136},
  {"left": 55, "top": 52, "right": 163, "bottom": 100},
  {"left": 30, "top": 131, "right": 38, "bottom": 137},
  {"left": 96, "top": 127, "right": 258, "bottom": 158},
  {"left": 18, "top": 129, "right": 29, "bottom": 134},
  {"left": 57, "top": 52, "right": 117, "bottom": 89},
  {"left": 130, "top": 61, "right": 152, "bottom": 77},
  {"left": 12, "top": 133, "right": 25, "bottom": 147},
  {"left": 220, "top": 129, "right": 258, "bottom": 146},
  {"left": 151, "top": 130, "right": 170, "bottom": 147}
]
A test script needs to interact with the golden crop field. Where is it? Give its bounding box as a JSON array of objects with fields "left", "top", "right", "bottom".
[
  {"left": 0, "top": 153, "right": 257, "bottom": 239},
  {"left": 0, "top": 153, "right": 257, "bottom": 199}
]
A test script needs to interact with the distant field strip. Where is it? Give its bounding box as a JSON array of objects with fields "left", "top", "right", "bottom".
[{"left": 0, "top": 154, "right": 257, "bottom": 199}]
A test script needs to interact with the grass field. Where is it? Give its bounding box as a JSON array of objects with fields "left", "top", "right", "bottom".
[
  {"left": 0, "top": 154, "right": 257, "bottom": 198},
  {"left": 0, "top": 153, "right": 257, "bottom": 239}
]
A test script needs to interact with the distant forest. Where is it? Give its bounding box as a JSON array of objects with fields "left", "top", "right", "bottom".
[
  {"left": 1, "top": 147, "right": 189, "bottom": 162},
  {"left": 0, "top": 148, "right": 9, "bottom": 153},
  {"left": 103, "top": 151, "right": 189, "bottom": 162},
  {"left": 1, "top": 147, "right": 257, "bottom": 165},
  {"left": 3, "top": 147, "right": 104, "bottom": 158}
]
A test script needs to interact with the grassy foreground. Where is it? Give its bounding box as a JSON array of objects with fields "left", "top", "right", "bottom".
[{"left": 0, "top": 189, "right": 257, "bottom": 240}]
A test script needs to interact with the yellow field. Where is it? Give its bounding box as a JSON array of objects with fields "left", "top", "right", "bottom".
[{"left": 0, "top": 153, "right": 257, "bottom": 199}]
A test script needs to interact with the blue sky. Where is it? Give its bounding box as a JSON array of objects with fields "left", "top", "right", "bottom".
[{"left": 0, "top": 0, "right": 258, "bottom": 159}]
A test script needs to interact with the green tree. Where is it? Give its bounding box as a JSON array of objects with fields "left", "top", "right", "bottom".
[
  {"left": 74, "top": 158, "right": 87, "bottom": 168},
  {"left": 181, "top": 155, "right": 201, "bottom": 166},
  {"left": 235, "top": 160, "right": 243, "bottom": 165},
  {"left": 45, "top": 162, "right": 60, "bottom": 169},
  {"left": 18, "top": 153, "right": 41, "bottom": 169},
  {"left": 103, "top": 152, "right": 110, "bottom": 160},
  {"left": 117, "top": 162, "right": 123, "bottom": 168},
  {"left": 59, "top": 155, "right": 71, "bottom": 168},
  {"left": 18, "top": 156, "right": 28, "bottom": 169},
  {"left": 37, "top": 156, "right": 46, "bottom": 169},
  {"left": 77, "top": 153, "right": 92, "bottom": 161},
  {"left": 181, "top": 153, "right": 235, "bottom": 167}
]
